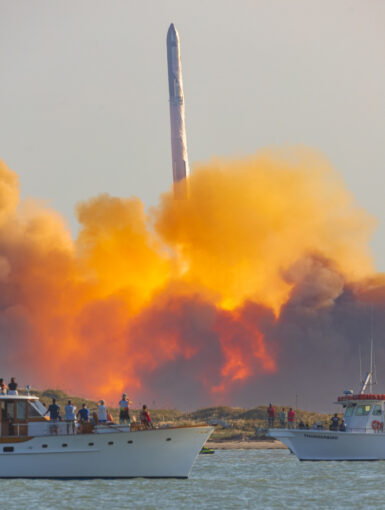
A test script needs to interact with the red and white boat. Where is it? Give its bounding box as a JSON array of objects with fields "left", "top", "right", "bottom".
[{"left": 268, "top": 367, "right": 385, "bottom": 460}]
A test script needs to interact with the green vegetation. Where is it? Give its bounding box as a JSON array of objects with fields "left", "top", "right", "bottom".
[{"left": 26, "top": 388, "right": 337, "bottom": 441}]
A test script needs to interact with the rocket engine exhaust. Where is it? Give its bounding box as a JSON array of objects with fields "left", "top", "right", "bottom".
[{"left": 167, "top": 23, "right": 190, "bottom": 198}]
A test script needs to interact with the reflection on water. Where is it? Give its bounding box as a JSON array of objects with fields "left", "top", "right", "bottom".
[{"left": 2, "top": 450, "right": 385, "bottom": 509}]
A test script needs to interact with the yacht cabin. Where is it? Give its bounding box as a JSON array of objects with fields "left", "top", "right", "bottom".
[{"left": 0, "top": 394, "right": 49, "bottom": 439}]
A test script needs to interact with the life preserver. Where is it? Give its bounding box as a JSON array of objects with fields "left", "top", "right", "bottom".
[{"left": 371, "top": 420, "right": 382, "bottom": 431}]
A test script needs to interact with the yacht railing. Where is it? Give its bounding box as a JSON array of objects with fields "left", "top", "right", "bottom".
[{"left": 2, "top": 420, "right": 153, "bottom": 438}]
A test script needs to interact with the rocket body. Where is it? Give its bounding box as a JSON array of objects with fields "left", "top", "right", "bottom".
[{"left": 167, "top": 24, "right": 189, "bottom": 195}]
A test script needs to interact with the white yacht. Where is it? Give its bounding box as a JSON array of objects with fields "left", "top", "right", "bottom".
[
  {"left": 0, "top": 393, "right": 213, "bottom": 478},
  {"left": 268, "top": 370, "right": 385, "bottom": 461}
]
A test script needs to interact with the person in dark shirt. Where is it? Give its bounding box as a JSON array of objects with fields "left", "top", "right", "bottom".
[
  {"left": 77, "top": 404, "right": 90, "bottom": 422},
  {"left": 45, "top": 398, "right": 61, "bottom": 420},
  {"left": 330, "top": 413, "right": 340, "bottom": 431},
  {"left": 8, "top": 377, "right": 18, "bottom": 395},
  {"left": 339, "top": 419, "right": 347, "bottom": 432}
]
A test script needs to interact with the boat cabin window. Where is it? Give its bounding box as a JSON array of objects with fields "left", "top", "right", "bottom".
[
  {"left": 372, "top": 405, "right": 382, "bottom": 417},
  {"left": 16, "top": 401, "right": 26, "bottom": 420},
  {"left": 1, "top": 400, "right": 15, "bottom": 420},
  {"left": 355, "top": 405, "right": 371, "bottom": 416},
  {"left": 28, "top": 401, "right": 44, "bottom": 417},
  {"left": 344, "top": 406, "right": 355, "bottom": 417}
]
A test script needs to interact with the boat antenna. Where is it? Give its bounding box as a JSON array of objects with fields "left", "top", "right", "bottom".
[
  {"left": 371, "top": 306, "right": 377, "bottom": 389},
  {"left": 359, "top": 306, "right": 376, "bottom": 395},
  {"left": 359, "top": 343, "right": 362, "bottom": 385}
]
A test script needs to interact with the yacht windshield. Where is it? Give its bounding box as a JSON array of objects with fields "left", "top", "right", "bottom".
[
  {"left": 355, "top": 405, "right": 371, "bottom": 416},
  {"left": 28, "top": 401, "right": 46, "bottom": 417},
  {"left": 372, "top": 405, "right": 382, "bottom": 417},
  {"left": 344, "top": 406, "right": 354, "bottom": 417}
]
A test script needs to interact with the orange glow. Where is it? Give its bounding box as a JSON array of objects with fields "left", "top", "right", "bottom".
[{"left": 0, "top": 148, "right": 377, "bottom": 405}]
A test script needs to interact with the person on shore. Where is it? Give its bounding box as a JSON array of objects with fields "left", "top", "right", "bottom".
[
  {"left": 140, "top": 405, "right": 153, "bottom": 429},
  {"left": 267, "top": 403, "right": 275, "bottom": 428},
  {"left": 287, "top": 408, "right": 295, "bottom": 429},
  {"left": 77, "top": 404, "right": 90, "bottom": 423},
  {"left": 279, "top": 408, "right": 287, "bottom": 428},
  {"left": 119, "top": 393, "right": 131, "bottom": 425},
  {"left": 65, "top": 400, "right": 77, "bottom": 434},
  {"left": 97, "top": 400, "right": 108, "bottom": 423},
  {"left": 8, "top": 377, "right": 18, "bottom": 395},
  {"left": 330, "top": 413, "right": 339, "bottom": 431},
  {"left": 0, "top": 379, "right": 7, "bottom": 395}
]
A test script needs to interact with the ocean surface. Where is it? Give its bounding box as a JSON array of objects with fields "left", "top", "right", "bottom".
[{"left": 2, "top": 449, "right": 385, "bottom": 509}]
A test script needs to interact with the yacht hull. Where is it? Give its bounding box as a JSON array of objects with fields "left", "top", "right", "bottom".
[
  {"left": 268, "top": 428, "right": 385, "bottom": 461},
  {"left": 0, "top": 425, "right": 213, "bottom": 478}
]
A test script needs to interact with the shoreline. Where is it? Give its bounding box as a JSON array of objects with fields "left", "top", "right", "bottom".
[{"left": 206, "top": 440, "right": 287, "bottom": 450}]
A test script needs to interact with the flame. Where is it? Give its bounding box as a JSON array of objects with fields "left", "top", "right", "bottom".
[{"left": 0, "top": 148, "right": 378, "bottom": 406}]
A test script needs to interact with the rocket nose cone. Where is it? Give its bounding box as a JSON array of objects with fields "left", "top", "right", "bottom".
[{"left": 167, "top": 23, "right": 178, "bottom": 43}]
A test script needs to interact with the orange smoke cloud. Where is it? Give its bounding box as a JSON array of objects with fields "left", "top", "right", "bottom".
[
  {"left": 155, "top": 148, "right": 375, "bottom": 312},
  {"left": 0, "top": 149, "right": 378, "bottom": 406}
]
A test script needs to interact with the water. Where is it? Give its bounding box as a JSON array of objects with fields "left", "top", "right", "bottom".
[{"left": 2, "top": 449, "right": 385, "bottom": 509}]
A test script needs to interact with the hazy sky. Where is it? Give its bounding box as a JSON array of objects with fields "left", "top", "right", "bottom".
[{"left": 1, "top": 0, "right": 384, "bottom": 268}]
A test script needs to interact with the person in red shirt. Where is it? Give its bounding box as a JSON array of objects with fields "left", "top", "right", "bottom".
[
  {"left": 288, "top": 408, "right": 295, "bottom": 429},
  {"left": 140, "top": 405, "right": 153, "bottom": 429},
  {"left": 267, "top": 403, "right": 276, "bottom": 428}
]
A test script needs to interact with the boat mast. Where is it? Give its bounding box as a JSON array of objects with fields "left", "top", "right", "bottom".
[{"left": 359, "top": 306, "right": 376, "bottom": 395}]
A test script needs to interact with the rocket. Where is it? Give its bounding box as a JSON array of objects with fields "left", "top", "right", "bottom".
[{"left": 167, "top": 23, "right": 190, "bottom": 197}]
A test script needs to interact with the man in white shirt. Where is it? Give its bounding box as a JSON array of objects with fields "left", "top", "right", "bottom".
[
  {"left": 97, "top": 400, "right": 108, "bottom": 423},
  {"left": 65, "top": 400, "right": 77, "bottom": 434}
]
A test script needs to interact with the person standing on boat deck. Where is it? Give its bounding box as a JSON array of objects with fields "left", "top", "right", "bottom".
[
  {"left": 267, "top": 403, "right": 275, "bottom": 427},
  {"left": 46, "top": 398, "right": 60, "bottom": 420},
  {"left": 98, "top": 400, "right": 108, "bottom": 423},
  {"left": 140, "top": 405, "right": 153, "bottom": 429},
  {"left": 279, "top": 408, "right": 287, "bottom": 427},
  {"left": 330, "top": 413, "right": 340, "bottom": 431},
  {"left": 65, "top": 400, "right": 77, "bottom": 434},
  {"left": 8, "top": 377, "right": 18, "bottom": 395},
  {"left": 0, "top": 379, "right": 7, "bottom": 395},
  {"left": 287, "top": 408, "right": 295, "bottom": 429},
  {"left": 77, "top": 403, "right": 90, "bottom": 422},
  {"left": 339, "top": 419, "right": 347, "bottom": 432},
  {"left": 119, "top": 393, "right": 131, "bottom": 424},
  {"left": 45, "top": 398, "right": 61, "bottom": 434}
]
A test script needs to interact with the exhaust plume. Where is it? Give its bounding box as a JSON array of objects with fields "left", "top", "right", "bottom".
[{"left": 0, "top": 149, "right": 383, "bottom": 410}]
